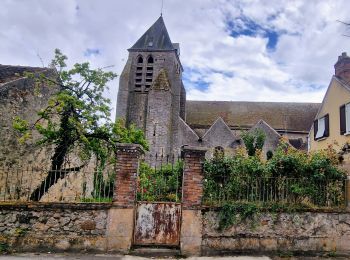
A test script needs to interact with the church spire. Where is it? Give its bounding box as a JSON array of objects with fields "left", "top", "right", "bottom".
[{"left": 129, "top": 16, "right": 174, "bottom": 51}]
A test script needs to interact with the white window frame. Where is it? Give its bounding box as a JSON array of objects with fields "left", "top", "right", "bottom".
[
  {"left": 315, "top": 116, "right": 326, "bottom": 139},
  {"left": 345, "top": 103, "right": 350, "bottom": 135}
]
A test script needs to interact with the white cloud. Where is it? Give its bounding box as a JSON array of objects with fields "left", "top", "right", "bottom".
[{"left": 0, "top": 0, "right": 349, "bottom": 119}]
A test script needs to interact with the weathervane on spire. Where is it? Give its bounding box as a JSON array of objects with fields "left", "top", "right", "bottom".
[{"left": 160, "top": 0, "right": 164, "bottom": 16}]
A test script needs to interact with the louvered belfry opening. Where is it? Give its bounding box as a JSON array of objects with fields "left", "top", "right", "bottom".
[
  {"left": 135, "top": 55, "right": 143, "bottom": 92},
  {"left": 145, "top": 55, "right": 154, "bottom": 91},
  {"left": 134, "top": 55, "right": 154, "bottom": 93}
]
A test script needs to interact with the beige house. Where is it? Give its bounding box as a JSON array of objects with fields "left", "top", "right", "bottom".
[{"left": 309, "top": 52, "right": 350, "bottom": 155}]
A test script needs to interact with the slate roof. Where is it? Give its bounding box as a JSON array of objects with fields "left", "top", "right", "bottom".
[
  {"left": 0, "top": 64, "right": 46, "bottom": 86},
  {"left": 186, "top": 101, "right": 321, "bottom": 132},
  {"left": 289, "top": 138, "right": 307, "bottom": 150},
  {"left": 202, "top": 117, "right": 238, "bottom": 148},
  {"left": 249, "top": 119, "right": 281, "bottom": 137},
  {"left": 129, "top": 16, "right": 175, "bottom": 51}
]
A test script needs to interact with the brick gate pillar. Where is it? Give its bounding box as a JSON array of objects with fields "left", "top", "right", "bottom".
[
  {"left": 180, "top": 146, "right": 207, "bottom": 256},
  {"left": 106, "top": 143, "right": 143, "bottom": 252}
]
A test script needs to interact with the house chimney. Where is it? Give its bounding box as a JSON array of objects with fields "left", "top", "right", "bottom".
[{"left": 335, "top": 52, "right": 350, "bottom": 83}]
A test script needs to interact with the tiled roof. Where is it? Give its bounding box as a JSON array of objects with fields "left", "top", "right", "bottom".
[
  {"left": 129, "top": 16, "right": 174, "bottom": 51},
  {"left": 186, "top": 101, "right": 321, "bottom": 132},
  {"left": 0, "top": 64, "right": 46, "bottom": 86}
]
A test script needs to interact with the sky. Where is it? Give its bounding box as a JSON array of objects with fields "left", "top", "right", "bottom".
[{"left": 1, "top": 0, "right": 349, "bottom": 119}]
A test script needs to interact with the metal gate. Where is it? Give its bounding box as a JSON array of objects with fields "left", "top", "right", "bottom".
[
  {"left": 134, "top": 202, "right": 181, "bottom": 246},
  {"left": 133, "top": 154, "right": 183, "bottom": 246}
]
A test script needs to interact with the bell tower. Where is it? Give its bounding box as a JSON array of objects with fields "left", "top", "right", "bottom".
[{"left": 116, "top": 16, "right": 186, "bottom": 156}]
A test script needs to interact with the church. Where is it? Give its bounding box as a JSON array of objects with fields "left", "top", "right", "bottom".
[{"left": 116, "top": 16, "right": 320, "bottom": 157}]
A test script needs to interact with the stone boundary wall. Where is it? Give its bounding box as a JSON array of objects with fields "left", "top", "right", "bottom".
[
  {"left": 1, "top": 145, "right": 350, "bottom": 256},
  {"left": 0, "top": 203, "right": 111, "bottom": 253},
  {"left": 2, "top": 203, "right": 350, "bottom": 255},
  {"left": 202, "top": 209, "right": 350, "bottom": 256}
]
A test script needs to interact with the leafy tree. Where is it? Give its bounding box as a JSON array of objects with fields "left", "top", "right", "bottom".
[
  {"left": 241, "top": 128, "right": 266, "bottom": 156},
  {"left": 14, "top": 49, "right": 148, "bottom": 201}
]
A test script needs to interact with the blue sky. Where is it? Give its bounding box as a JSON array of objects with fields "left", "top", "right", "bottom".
[
  {"left": 84, "top": 48, "right": 101, "bottom": 57},
  {"left": 226, "top": 15, "right": 280, "bottom": 50},
  {"left": 1, "top": 0, "right": 349, "bottom": 119}
]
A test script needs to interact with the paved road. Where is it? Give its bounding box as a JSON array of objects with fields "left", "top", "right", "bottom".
[
  {"left": 0, "top": 253, "right": 272, "bottom": 260},
  {"left": 0, "top": 253, "right": 350, "bottom": 260},
  {"left": 1, "top": 253, "right": 349, "bottom": 259}
]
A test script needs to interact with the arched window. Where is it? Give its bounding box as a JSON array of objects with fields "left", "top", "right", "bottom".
[
  {"left": 147, "top": 55, "right": 154, "bottom": 64},
  {"left": 213, "top": 146, "right": 224, "bottom": 159},
  {"left": 137, "top": 56, "right": 143, "bottom": 64}
]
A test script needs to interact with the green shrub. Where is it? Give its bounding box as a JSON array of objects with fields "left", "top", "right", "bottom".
[
  {"left": 242, "top": 128, "right": 266, "bottom": 156},
  {"left": 203, "top": 151, "right": 267, "bottom": 204},
  {"left": 137, "top": 161, "right": 183, "bottom": 202},
  {"left": 203, "top": 140, "right": 346, "bottom": 207},
  {"left": 81, "top": 197, "right": 112, "bottom": 203},
  {"left": 0, "top": 243, "right": 9, "bottom": 253}
]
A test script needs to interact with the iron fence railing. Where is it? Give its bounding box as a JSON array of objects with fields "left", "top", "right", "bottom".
[
  {"left": 0, "top": 166, "right": 115, "bottom": 203},
  {"left": 3, "top": 161, "right": 344, "bottom": 208},
  {"left": 137, "top": 153, "right": 183, "bottom": 202},
  {"left": 203, "top": 177, "right": 346, "bottom": 207}
]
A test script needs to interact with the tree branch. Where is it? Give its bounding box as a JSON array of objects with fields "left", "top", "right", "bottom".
[{"left": 337, "top": 20, "right": 350, "bottom": 26}]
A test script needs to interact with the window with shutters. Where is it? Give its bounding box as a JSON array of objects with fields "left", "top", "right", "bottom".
[
  {"left": 340, "top": 103, "right": 350, "bottom": 135},
  {"left": 314, "top": 114, "right": 329, "bottom": 141}
]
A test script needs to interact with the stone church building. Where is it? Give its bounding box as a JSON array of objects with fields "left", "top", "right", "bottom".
[
  {"left": 116, "top": 16, "right": 320, "bottom": 157},
  {"left": 0, "top": 17, "right": 320, "bottom": 165}
]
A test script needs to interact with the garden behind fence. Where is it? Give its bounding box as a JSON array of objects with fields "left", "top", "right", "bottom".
[
  {"left": 137, "top": 153, "right": 183, "bottom": 202},
  {"left": 0, "top": 151, "right": 348, "bottom": 208},
  {"left": 203, "top": 176, "right": 346, "bottom": 207}
]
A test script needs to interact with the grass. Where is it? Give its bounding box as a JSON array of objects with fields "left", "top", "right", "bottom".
[{"left": 80, "top": 197, "right": 112, "bottom": 203}]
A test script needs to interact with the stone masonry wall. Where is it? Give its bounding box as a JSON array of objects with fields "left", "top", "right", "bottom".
[
  {"left": 146, "top": 88, "right": 172, "bottom": 156},
  {"left": 0, "top": 73, "right": 100, "bottom": 202},
  {"left": 0, "top": 74, "right": 58, "bottom": 167},
  {"left": 0, "top": 204, "right": 110, "bottom": 253},
  {"left": 202, "top": 210, "right": 350, "bottom": 255}
]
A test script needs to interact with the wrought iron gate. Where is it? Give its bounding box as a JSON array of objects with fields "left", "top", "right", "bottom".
[{"left": 133, "top": 154, "right": 182, "bottom": 246}]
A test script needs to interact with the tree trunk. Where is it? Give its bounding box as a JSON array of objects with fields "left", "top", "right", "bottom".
[
  {"left": 30, "top": 108, "right": 74, "bottom": 201},
  {"left": 29, "top": 143, "right": 69, "bottom": 201},
  {"left": 29, "top": 165, "right": 82, "bottom": 201}
]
